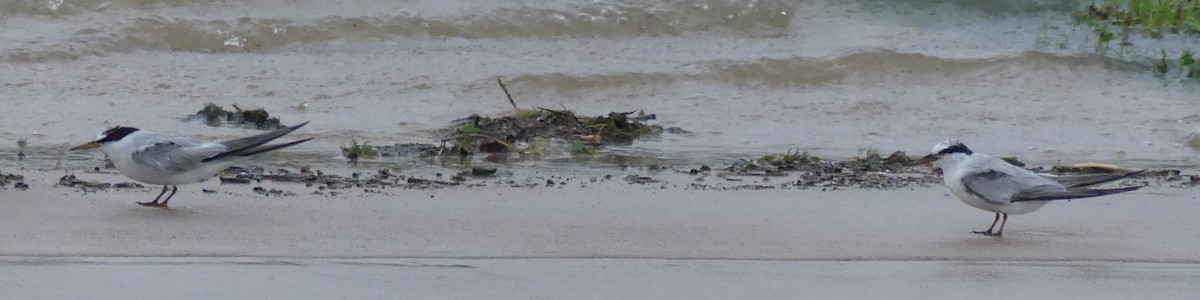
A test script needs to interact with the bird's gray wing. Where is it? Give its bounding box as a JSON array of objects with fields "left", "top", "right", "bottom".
[
  {"left": 962, "top": 169, "right": 1065, "bottom": 205},
  {"left": 1012, "top": 184, "right": 1145, "bottom": 202},
  {"left": 131, "top": 140, "right": 227, "bottom": 172},
  {"left": 1038, "top": 170, "right": 1146, "bottom": 188},
  {"left": 204, "top": 121, "right": 309, "bottom": 162}
]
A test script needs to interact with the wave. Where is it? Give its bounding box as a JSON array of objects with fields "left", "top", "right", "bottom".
[
  {"left": 2, "top": 0, "right": 793, "bottom": 56},
  {"left": 0, "top": 0, "right": 794, "bottom": 61},
  {"left": 0, "top": 31, "right": 117, "bottom": 63},
  {"left": 0, "top": 0, "right": 113, "bottom": 15},
  {"left": 503, "top": 72, "right": 687, "bottom": 95},
  {"left": 497, "top": 50, "right": 1122, "bottom": 92},
  {"left": 117, "top": 2, "right": 791, "bottom": 50},
  {"left": 705, "top": 50, "right": 1120, "bottom": 86}
]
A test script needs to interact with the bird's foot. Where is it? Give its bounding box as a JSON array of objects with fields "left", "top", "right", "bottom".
[
  {"left": 971, "top": 230, "right": 1001, "bottom": 237},
  {"left": 137, "top": 201, "right": 168, "bottom": 208}
]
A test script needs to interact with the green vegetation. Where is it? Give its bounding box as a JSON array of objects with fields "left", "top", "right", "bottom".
[
  {"left": 340, "top": 138, "right": 378, "bottom": 161},
  {"left": 570, "top": 140, "right": 594, "bottom": 156},
  {"left": 1081, "top": 0, "right": 1200, "bottom": 38},
  {"left": 448, "top": 122, "right": 481, "bottom": 156},
  {"left": 1077, "top": 0, "right": 1200, "bottom": 78},
  {"left": 1181, "top": 48, "right": 1200, "bottom": 77}
]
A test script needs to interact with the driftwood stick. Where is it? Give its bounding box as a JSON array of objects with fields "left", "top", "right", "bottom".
[{"left": 498, "top": 78, "right": 523, "bottom": 119}]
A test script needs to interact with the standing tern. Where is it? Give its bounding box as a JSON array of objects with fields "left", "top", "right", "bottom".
[
  {"left": 70, "top": 122, "right": 312, "bottom": 208},
  {"left": 915, "top": 139, "right": 1144, "bottom": 237}
]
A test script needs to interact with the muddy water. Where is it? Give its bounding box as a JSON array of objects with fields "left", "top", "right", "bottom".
[{"left": 1, "top": 0, "right": 1198, "bottom": 171}]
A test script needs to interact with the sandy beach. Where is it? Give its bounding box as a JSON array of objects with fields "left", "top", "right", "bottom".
[
  {"left": 2, "top": 172, "right": 1197, "bottom": 260},
  {"left": 2, "top": 171, "right": 1198, "bottom": 298},
  {"left": 4, "top": 0, "right": 1200, "bottom": 298}
]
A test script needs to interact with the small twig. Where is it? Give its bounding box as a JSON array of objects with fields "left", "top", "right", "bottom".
[{"left": 497, "top": 78, "right": 523, "bottom": 119}]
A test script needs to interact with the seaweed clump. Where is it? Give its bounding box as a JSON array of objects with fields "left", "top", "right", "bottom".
[
  {"left": 445, "top": 108, "right": 680, "bottom": 155},
  {"left": 189, "top": 103, "right": 284, "bottom": 130}
]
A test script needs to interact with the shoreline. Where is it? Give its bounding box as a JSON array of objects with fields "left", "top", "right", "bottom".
[
  {"left": 4, "top": 144, "right": 1194, "bottom": 195},
  {"left": 1, "top": 171, "right": 1196, "bottom": 261}
]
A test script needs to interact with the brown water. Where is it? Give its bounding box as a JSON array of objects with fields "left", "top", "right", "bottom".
[{"left": 2, "top": 0, "right": 1199, "bottom": 170}]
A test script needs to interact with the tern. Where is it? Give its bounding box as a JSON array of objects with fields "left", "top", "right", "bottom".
[
  {"left": 915, "top": 139, "right": 1144, "bottom": 237},
  {"left": 71, "top": 122, "right": 312, "bottom": 208}
]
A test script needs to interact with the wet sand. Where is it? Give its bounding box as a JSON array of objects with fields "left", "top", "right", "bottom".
[
  {"left": 2, "top": 171, "right": 1199, "bottom": 297},
  {"left": 4, "top": 257, "right": 1198, "bottom": 299},
  {"left": 3, "top": 172, "right": 1197, "bottom": 260}
]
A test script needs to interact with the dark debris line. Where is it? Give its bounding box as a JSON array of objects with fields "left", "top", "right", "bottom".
[
  {"left": 216, "top": 166, "right": 462, "bottom": 194},
  {"left": 57, "top": 173, "right": 144, "bottom": 191},
  {"left": 29, "top": 157, "right": 1200, "bottom": 195},
  {"left": 719, "top": 150, "right": 940, "bottom": 190}
]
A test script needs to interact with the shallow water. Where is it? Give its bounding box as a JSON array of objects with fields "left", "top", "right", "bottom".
[{"left": 1, "top": 0, "right": 1199, "bottom": 171}]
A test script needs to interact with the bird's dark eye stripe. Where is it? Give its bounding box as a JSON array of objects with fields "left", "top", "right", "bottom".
[
  {"left": 938, "top": 144, "right": 972, "bottom": 155},
  {"left": 97, "top": 127, "right": 140, "bottom": 143}
]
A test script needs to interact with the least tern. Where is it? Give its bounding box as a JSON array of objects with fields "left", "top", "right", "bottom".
[
  {"left": 71, "top": 122, "right": 312, "bottom": 207},
  {"left": 915, "top": 139, "right": 1144, "bottom": 237}
]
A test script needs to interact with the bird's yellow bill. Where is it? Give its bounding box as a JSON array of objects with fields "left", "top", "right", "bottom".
[
  {"left": 70, "top": 142, "right": 101, "bottom": 151},
  {"left": 914, "top": 154, "right": 938, "bottom": 165}
]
